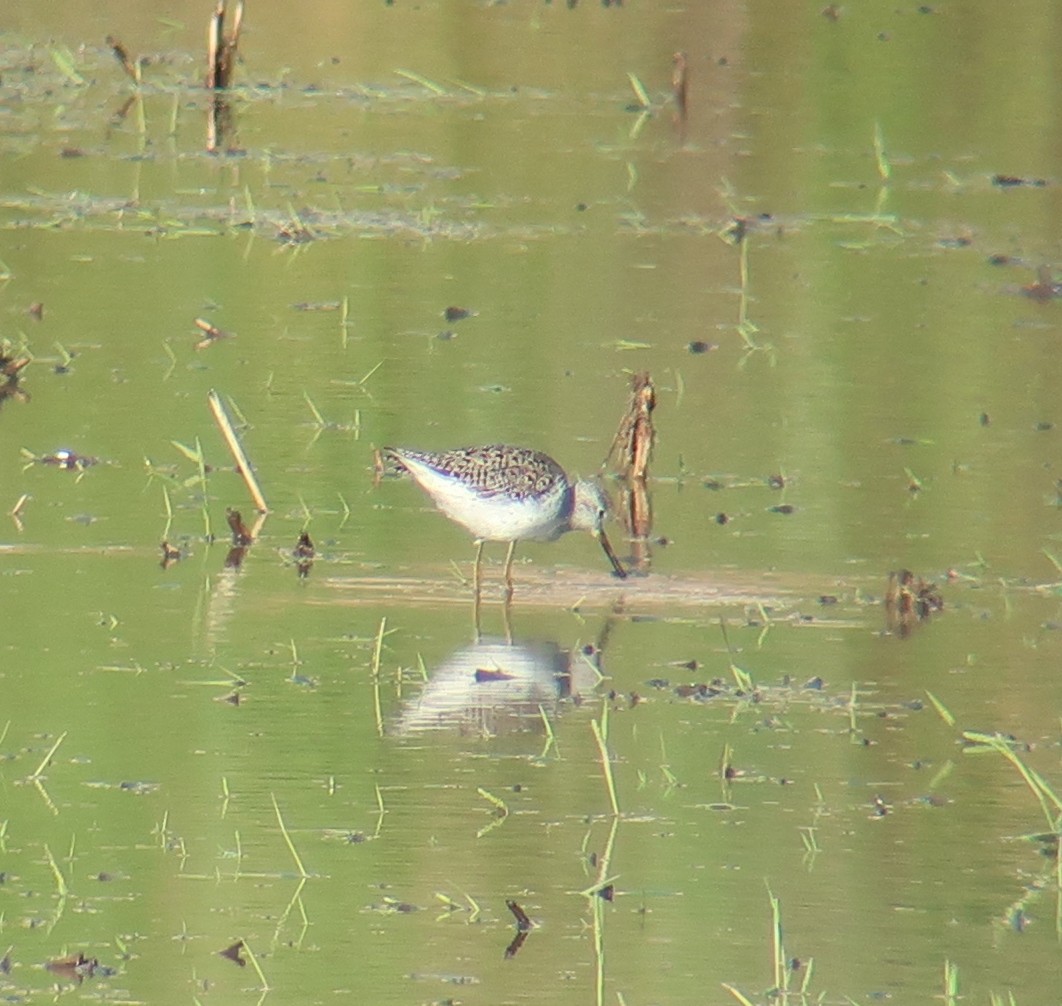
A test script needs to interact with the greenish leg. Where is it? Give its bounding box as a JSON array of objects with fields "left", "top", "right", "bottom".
[
  {"left": 502, "top": 540, "right": 517, "bottom": 600},
  {"left": 473, "top": 540, "right": 485, "bottom": 599}
]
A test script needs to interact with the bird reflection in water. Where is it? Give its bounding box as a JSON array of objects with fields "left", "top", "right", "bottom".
[{"left": 391, "top": 636, "right": 603, "bottom": 738}]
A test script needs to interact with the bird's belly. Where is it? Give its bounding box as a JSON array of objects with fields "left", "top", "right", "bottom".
[{"left": 433, "top": 485, "right": 565, "bottom": 542}]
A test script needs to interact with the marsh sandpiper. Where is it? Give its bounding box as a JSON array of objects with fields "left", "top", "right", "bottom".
[{"left": 383, "top": 445, "right": 627, "bottom": 596}]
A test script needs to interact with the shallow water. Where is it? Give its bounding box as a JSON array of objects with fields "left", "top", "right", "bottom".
[{"left": 3, "top": 2, "right": 1062, "bottom": 1003}]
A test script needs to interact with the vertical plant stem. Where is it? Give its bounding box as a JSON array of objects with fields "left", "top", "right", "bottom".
[{"left": 591, "top": 711, "right": 619, "bottom": 817}]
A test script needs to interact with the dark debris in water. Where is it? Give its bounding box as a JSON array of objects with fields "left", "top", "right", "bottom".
[
  {"left": 45, "top": 952, "right": 116, "bottom": 982},
  {"left": 23, "top": 448, "right": 99, "bottom": 470},
  {"left": 992, "top": 174, "right": 1047, "bottom": 188},
  {"left": 474, "top": 666, "right": 517, "bottom": 683},
  {"left": 118, "top": 780, "right": 161, "bottom": 794},
  {"left": 368, "top": 896, "right": 420, "bottom": 914},
  {"left": 226, "top": 508, "right": 254, "bottom": 546},
  {"left": 633, "top": 667, "right": 946, "bottom": 753},
  {"left": 687, "top": 340, "right": 717, "bottom": 354},
  {"left": 443, "top": 305, "right": 477, "bottom": 322},
  {"left": 294, "top": 531, "right": 315, "bottom": 578},
  {"left": 885, "top": 569, "right": 943, "bottom": 637},
  {"left": 0, "top": 348, "right": 31, "bottom": 406},
  {"left": 194, "top": 317, "right": 233, "bottom": 350},
  {"left": 1021, "top": 265, "right": 1062, "bottom": 302},
  {"left": 218, "top": 941, "right": 246, "bottom": 967}
]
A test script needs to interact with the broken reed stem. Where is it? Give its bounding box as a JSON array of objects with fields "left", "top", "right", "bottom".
[
  {"left": 43, "top": 844, "right": 69, "bottom": 897},
  {"left": 206, "top": 7, "right": 219, "bottom": 87},
  {"left": 271, "top": 793, "right": 308, "bottom": 878},
  {"left": 105, "top": 35, "right": 141, "bottom": 85},
  {"left": 671, "top": 51, "right": 688, "bottom": 120},
  {"left": 371, "top": 617, "right": 386, "bottom": 738},
  {"left": 30, "top": 731, "right": 67, "bottom": 780},
  {"left": 962, "top": 731, "right": 1062, "bottom": 830},
  {"left": 767, "top": 884, "right": 784, "bottom": 991},
  {"left": 538, "top": 703, "right": 556, "bottom": 758},
  {"left": 738, "top": 234, "right": 751, "bottom": 329},
  {"left": 721, "top": 984, "right": 757, "bottom": 1006},
  {"left": 208, "top": 389, "right": 268, "bottom": 513},
  {"left": 591, "top": 891, "right": 606, "bottom": 1006},
  {"left": 207, "top": 0, "right": 244, "bottom": 89},
  {"left": 590, "top": 713, "right": 619, "bottom": 817},
  {"left": 477, "top": 787, "right": 509, "bottom": 820},
  {"left": 605, "top": 371, "right": 655, "bottom": 482},
  {"left": 240, "top": 938, "right": 270, "bottom": 991}
]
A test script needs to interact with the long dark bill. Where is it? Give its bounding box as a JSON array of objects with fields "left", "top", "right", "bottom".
[{"left": 596, "top": 529, "right": 628, "bottom": 579}]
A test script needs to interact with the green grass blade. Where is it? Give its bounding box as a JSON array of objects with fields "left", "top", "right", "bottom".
[{"left": 627, "top": 72, "right": 650, "bottom": 108}]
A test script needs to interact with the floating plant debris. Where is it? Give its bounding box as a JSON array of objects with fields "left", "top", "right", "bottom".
[
  {"left": 885, "top": 569, "right": 944, "bottom": 637},
  {"left": 206, "top": 0, "right": 244, "bottom": 90},
  {"left": 671, "top": 50, "right": 688, "bottom": 122},
  {"left": 194, "top": 317, "right": 232, "bottom": 350},
  {"left": 218, "top": 941, "right": 246, "bottom": 967},
  {"left": 606, "top": 371, "right": 655, "bottom": 481},
  {"left": 23, "top": 448, "right": 99, "bottom": 470},
  {"left": 0, "top": 350, "right": 30, "bottom": 405},
  {"left": 443, "top": 305, "right": 476, "bottom": 322},
  {"left": 603, "top": 373, "right": 656, "bottom": 572},
  {"left": 992, "top": 174, "right": 1046, "bottom": 188},
  {"left": 226, "top": 508, "right": 253, "bottom": 546},
  {"left": 105, "top": 34, "right": 140, "bottom": 84},
  {"left": 45, "top": 952, "right": 102, "bottom": 982},
  {"left": 687, "top": 340, "right": 716, "bottom": 354},
  {"left": 276, "top": 215, "right": 315, "bottom": 244},
  {"left": 504, "top": 900, "right": 533, "bottom": 956},
  {"left": 1021, "top": 265, "right": 1062, "bottom": 302},
  {"left": 294, "top": 531, "right": 315, "bottom": 578},
  {"left": 294, "top": 531, "right": 314, "bottom": 559},
  {"left": 506, "top": 899, "right": 533, "bottom": 931}
]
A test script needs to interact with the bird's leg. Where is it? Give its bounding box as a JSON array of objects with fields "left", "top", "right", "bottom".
[
  {"left": 473, "top": 540, "right": 485, "bottom": 600},
  {"left": 473, "top": 587, "right": 483, "bottom": 641},
  {"left": 501, "top": 592, "right": 513, "bottom": 644},
  {"left": 502, "top": 540, "right": 517, "bottom": 601}
]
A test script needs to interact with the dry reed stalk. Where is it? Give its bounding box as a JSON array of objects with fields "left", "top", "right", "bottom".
[{"left": 207, "top": 389, "right": 268, "bottom": 513}]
